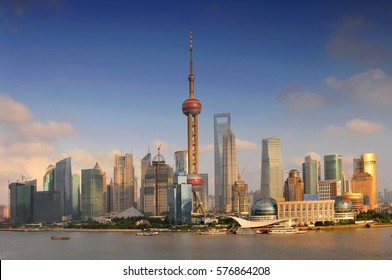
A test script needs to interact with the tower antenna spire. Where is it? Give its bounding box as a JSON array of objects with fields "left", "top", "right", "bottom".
[{"left": 190, "top": 28, "right": 193, "bottom": 74}]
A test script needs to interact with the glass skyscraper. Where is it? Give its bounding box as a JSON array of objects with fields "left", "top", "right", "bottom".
[
  {"left": 324, "top": 154, "right": 343, "bottom": 180},
  {"left": 43, "top": 164, "right": 55, "bottom": 192},
  {"left": 261, "top": 137, "right": 283, "bottom": 200},
  {"left": 72, "top": 174, "right": 81, "bottom": 219},
  {"left": 9, "top": 179, "right": 37, "bottom": 224},
  {"left": 302, "top": 154, "right": 320, "bottom": 195},
  {"left": 81, "top": 163, "right": 104, "bottom": 220},
  {"left": 214, "top": 113, "right": 230, "bottom": 212},
  {"left": 113, "top": 153, "right": 136, "bottom": 212},
  {"left": 222, "top": 125, "right": 237, "bottom": 212},
  {"left": 54, "top": 157, "right": 73, "bottom": 217}
]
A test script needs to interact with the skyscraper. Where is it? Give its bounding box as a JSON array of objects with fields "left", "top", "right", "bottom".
[
  {"left": 284, "top": 169, "right": 304, "bottom": 201},
  {"left": 143, "top": 153, "right": 173, "bottom": 216},
  {"left": 43, "top": 164, "right": 55, "bottom": 192},
  {"left": 324, "top": 154, "right": 343, "bottom": 181},
  {"left": 54, "top": 157, "right": 73, "bottom": 217},
  {"left": 213, "top": 112, "right": 231, "bottom": 212},
  {"left": 222, "top": 125, "right": 237, "bottom": 212},
  {"left": 9, "top": 179, "right": 37, "bottom": 224},
  {"left": 353, "top": 153, "right": 378, "bottom": 209},
  {"left": 140, "top": 151, "right": 151, "bottom": 212},
  {"left": 232, "top": 180, "right": 248, "bottom": 214},
  {"left": 261, "top": 137, "right": 283, "bottom": 200},
  {"left": 81, "top": 163, "right": 104, "bottom": 220},
  {"left": 181, "top": 30, "right": 205, "bottom": 215},
  {"left": 72, "top": 174, "right": 81, "bottom": 219},
  {"left": 302, "top": 154, "right": 320, "bottom": 195},
  {"left": 113, "top": 153, "right": 136, "bottom": 212},
  {"left": 174, "top": 150, "right": 188, "bottom": 174}
]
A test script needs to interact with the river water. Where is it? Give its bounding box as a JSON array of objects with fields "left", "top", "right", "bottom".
[{"left": 1, "top": 227, "right": 391, "bottom": 260}]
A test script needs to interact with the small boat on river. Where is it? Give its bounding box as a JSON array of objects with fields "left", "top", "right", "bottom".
[
  {"left": 136, "top": 231, "right": 159, "bottom": 236},
  {"left": 268, "top": 225, "right": 306, "bottom": 234},
  {"left": 51, "top": 236, "right": 70, "bottom": 240}
]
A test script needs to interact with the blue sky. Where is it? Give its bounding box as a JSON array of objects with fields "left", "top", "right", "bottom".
[{"left": 1, "top": 0, "right": 392, "bottom": 204}]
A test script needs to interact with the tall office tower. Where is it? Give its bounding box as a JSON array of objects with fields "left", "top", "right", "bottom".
[
  {"left": 361, "top": 153, "right": 378, "bottom": 208},
  {"left": 175, "top": 150, "right": 188, "bottom": 173},
  {"left": 283, "top": 169, "right": 304, "bottom": 201},
  {"left": 168, "top": 171, "right": 192, "bottom": 224},
  {"left": 302, "top": 154, "right": 320, "bottom": 195},
  {"left": 43, "top": 164, "right": 55, "bottom": 192},
  {"left": 106, "top": 179, "right": 114, "bottom": 213},
  {"left": 324, "top": 154, "right": 343, "bottom": 180},
  {"left": 81, "top": 163, "right": 104, "bottom": 220},
  {"left": 232, "top": 179, "right": 249, "bottom": 214},
  {"left": 54, "top": 157, "right": 73, "bottom": 217},
  {"left": 222, "top": 125, "right": 237, "bottom": 212},
  {"left": 181, "top": 30, "right": 205, "bottom": 216},
  {"left": 72, "top": 174, "right": 81, "bottom": 219},
  {"left": 140, "top": 152, "right": 151, "bottom": 212},
  {"left": 351, "top": 173, "right": 376, "bottom": 209},
  {"left": 9, "top": 179, "right": 37, "bottom": 224},
  {"left": 143, "top": 153, "right": 173, "bottom": 216},
  {"left": 261, "top": 137, "right": 284, "bottom": 200},
  {"left": 200, "top": 173, "right": 209, "bottom": 212},
  {"left": 113, "top": 153, "right": 136, "bottom": 212},
  {"left": 353, "top": 153, "right": 378, "bottom": 209},
  {"left": 213, "top": 112, "right": 231, "bottom": 212}
]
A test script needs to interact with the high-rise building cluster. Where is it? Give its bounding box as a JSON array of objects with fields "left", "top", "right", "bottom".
[{"left": 5, "top": 31, "right": 388, "bottom": 227}]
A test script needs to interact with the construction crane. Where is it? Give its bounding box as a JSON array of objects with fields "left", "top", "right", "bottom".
[{"left": 237, "top": 165, "right": 247, "bottom": 181}]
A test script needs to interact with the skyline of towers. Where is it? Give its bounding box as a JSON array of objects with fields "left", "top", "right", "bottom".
[
  {"left": 214, "top": 112, "right": 231, "bottom": 212},
  {"left": 261, "top": 137, "right": 283, "bottom": 201},
  {"left": 222, "top": 125, "right": 237, "bottom": 213},
  {"left": 113, "top": 153, "right": 136, "bottom": 212}
]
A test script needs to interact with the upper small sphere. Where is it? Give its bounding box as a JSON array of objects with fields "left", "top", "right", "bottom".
[
  {"left": 188, "top": 73, "right": 195, "bottom": 81},
  {"left": 182, "top": 98, "right": 202, "bottom": 116}
]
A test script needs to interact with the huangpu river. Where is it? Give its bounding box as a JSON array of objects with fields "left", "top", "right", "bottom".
[{"left": 1, "top": 227, "right": 391, "bottom": 260}]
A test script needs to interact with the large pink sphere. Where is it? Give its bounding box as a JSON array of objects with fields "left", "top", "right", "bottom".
[{"left": 182, "top": 98, "right": 202, "bottom": 116}]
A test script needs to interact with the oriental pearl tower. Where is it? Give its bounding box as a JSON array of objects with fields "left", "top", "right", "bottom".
[{"left": 182, "top": 30, "right": 206, "bottom": 216}]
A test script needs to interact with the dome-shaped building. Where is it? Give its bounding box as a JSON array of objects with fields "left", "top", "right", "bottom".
[
  {"left": 249, "top": 197, "right": 278, "bottom": 221},
  {"left": 334, "top": 196, "right": 355, "bottom": 222}
]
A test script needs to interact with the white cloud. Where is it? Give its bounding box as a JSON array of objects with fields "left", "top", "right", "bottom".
[
  {"left": 345, "top": 118, "right": 384, "bottom": 134},
  {"left": 235, "top": 138, "right": 259, "bottom": 151},
  {"left": 21, "top": 121, "right": 75, "bottom": 141},
  {"left": 325, "top": 68, "right": 392, "bottom": 106},
  {"left": 0, "top": 93, "right": 32, "bottom": 123},
  {"left": 276, "top": 81, "right": 326, "bottom": 113},
  {"left": 318, "top": 118, "right": 384, "bottom": 137}
]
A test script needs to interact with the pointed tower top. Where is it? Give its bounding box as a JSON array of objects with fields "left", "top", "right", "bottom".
[
  {"left": 189, "top": 28, "right": 193, "bottom": 75},
  {"left": 93, "top": 162, "right": 101, "bottom": 170}
]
